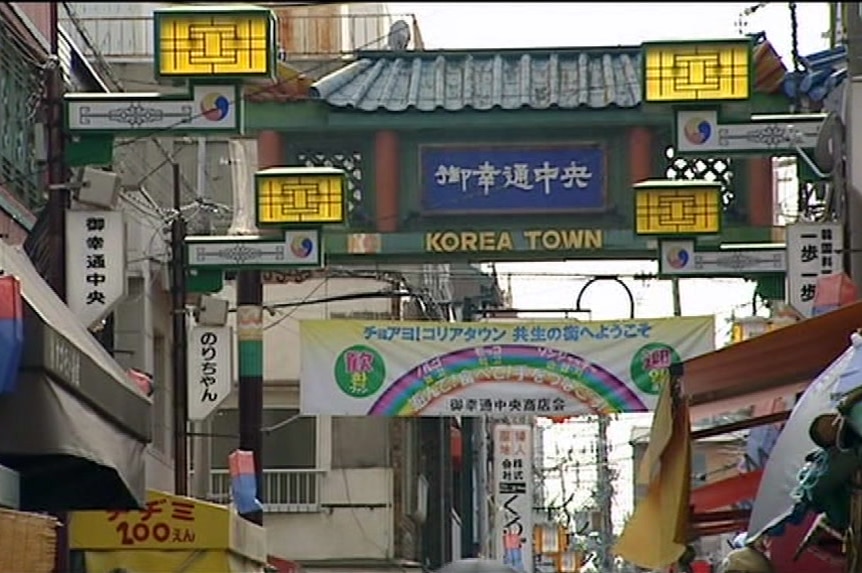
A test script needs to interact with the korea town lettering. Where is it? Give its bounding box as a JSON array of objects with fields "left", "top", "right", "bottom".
[
  {"left": 421, "top": 144, "right": 606, "bottom": 214},
  {"left": 425, "top": 229, "right": 603, "bottom": 253}
]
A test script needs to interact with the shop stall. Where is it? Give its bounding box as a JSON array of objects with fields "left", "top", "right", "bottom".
[{"left": 69, "top": 489, "right": 269, "bottom": 573}]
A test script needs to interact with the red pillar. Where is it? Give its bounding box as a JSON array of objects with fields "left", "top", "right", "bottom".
[
  {"left": 629, "top": 126, "right": 654, "bottom": 186},
  {"left": 747, "top": 157, "right": 774, "bottom": 227},
  {"left": 257, "top": 130, "right": 285, "bottom": 169},
  {"left": 375, "top": 130, "right": 400, "bottom": 233}
]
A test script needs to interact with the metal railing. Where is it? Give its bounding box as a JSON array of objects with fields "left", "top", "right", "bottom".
[
  {"left": 203, "top": 468, "right": 324, "bottom": 513},
  {"left": 58, "top": 12, "right": 417, "bottom": 61}
]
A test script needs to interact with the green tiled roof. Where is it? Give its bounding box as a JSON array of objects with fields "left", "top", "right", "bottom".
[{"left": 310, "top": 47, "right": 643, "bottom": 112}]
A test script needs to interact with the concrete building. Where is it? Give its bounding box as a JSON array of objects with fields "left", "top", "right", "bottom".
[
  {"left": 0, "top": 3, "right": 158, "bottom": 514},
  {"left": 60, "top": 4, "right": 502, "bottom": 571}
]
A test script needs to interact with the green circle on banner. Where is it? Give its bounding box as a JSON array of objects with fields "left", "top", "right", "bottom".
[
  {"left": 630, "top": 342, "right": 681, "bottom": 395},
  {"left": 334, "top": 345, "right": 386, "bottom": 398}
]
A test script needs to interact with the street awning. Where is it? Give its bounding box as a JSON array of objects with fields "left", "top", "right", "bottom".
[
  {"left": 0, "top": 243, "right": 150, "bottom": 511},
  {"left": 683, "top": 301, "right": 862, "bottom": 417},
  {"left": 691, "top": 470, "right": 763, "bottom": 513}
]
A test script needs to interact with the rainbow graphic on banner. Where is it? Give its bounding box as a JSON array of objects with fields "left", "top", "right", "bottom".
[{"left": 367, "top": 344, "right": 648, "bottom": 416}]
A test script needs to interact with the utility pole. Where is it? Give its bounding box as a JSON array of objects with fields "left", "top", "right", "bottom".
[
  {"left": 45, "top": 2, "right": 68, "bottom": 299},
  {"left": 595, "top": 414, "right": 614, "bottom": 572},
  {"left": 671, "top": 277, "right": 682, "bottom": 317},
  {"left": 460, "top": 297, "right": 476, "bottom": 557},
  {"left": 236, "top": 268, "right": 264, "bottom": 525},
  {"left": 191, "top": 138, "right": 212, "bottom": 500},
  {"left": 170, "top": 162, "right": 189, "bottom": 496},
  {"left": 45, "top": 6, "right": 70, "bottom": 573}
]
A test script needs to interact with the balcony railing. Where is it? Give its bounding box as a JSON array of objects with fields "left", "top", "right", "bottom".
[
  {"left": 59, "top": 12, "right": 419, "bottom": 62},
  {"left": 202, "top": 468, "right": 324, "bottom": 513}
]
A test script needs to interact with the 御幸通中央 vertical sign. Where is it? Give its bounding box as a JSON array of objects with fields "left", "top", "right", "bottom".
[
  {"left": 420, "top": 144, "right": 607, "bottom": 215},
  {"left": 188, "top": 325, "right": 233, "bottom": 420},
  {"left": 65, "top": 210, "right": 127, "bottom": 329},
  {"left": 493, "top": 424, "right": 534, "bottom": 572},
  {"left": 786, "top": 221, "right": 844, "bottom": 318}
]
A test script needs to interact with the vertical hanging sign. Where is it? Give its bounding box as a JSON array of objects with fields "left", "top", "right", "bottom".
[
  {"left": 786, "top": 222, "right": 844, "bottom": 318},
  {"left": 187, "top": 325, "right": 233, "bottom": 420},
  {"left": 493, "top": 423, "right": 534, "bottom": 572},
  {"left": 65, "top": 210, "right": 127, "bottom": 328}
]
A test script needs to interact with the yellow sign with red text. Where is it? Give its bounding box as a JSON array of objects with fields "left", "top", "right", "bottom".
[{"left": 70, "top": 489, "right": 230, "bottom": 551}]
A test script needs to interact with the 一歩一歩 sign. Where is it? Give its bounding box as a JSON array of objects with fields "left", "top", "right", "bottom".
[
  {"left": 299, "top": 316, "right": 714, "bottom": 416},
  {"left": 420, "top": 143, "right": 607, "bottom": 214}
]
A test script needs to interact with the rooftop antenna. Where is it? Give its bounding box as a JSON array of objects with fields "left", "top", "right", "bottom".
[{"left": 387, "top": 19, "right": 411, "bottom": 51}]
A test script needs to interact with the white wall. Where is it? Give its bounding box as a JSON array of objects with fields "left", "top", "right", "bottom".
[
  {"left": 113, "top": 196, "right": 175, "bottom": 491},
  {"left": 266, "top": 468, "right": 394, "bottom": 562}
]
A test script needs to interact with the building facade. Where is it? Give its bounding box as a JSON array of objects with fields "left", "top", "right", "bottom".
[
  {"left": 0, "top": 2, "right": 154, "bottom": 518},
  {"left": 60, "top": 4, "right": 494, "bottom": 571}
]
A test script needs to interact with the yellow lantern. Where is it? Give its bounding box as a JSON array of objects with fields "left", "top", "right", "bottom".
[
  {"left": 154, "top": 5, "right": 276, "bottom": 79},
  {"left": 643, "top": 40, "right": 751, "bottom": 103},
  {"left": 255, "top": 167, "right": 347, "bottom": 227},
  {"left": 634, "top": 179, "right": 723, "bottom": 236}
]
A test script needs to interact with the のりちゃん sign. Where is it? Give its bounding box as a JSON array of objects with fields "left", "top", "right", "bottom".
[
  {"left": 187, "top": 325, "right": 233, "bottom": 421},
  {"left": 299, "top": 316, "right": 714, "bottom": 417}
]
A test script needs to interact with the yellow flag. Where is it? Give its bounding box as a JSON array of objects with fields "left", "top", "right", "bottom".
[{"left": 615, "top": 382, "right": 692, "bottom": 569}]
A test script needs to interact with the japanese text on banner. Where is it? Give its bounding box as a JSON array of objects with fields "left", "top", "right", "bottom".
[{"left": 361, "top": 322, "right": 653, "bottom": 344}]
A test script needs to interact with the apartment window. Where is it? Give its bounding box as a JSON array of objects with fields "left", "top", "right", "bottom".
[
  {"left": 211, "top": 408, "right": 317, "bottom": 469},
  {"left": 331, "top": 416, "right": 388, "bottom": 469},
  {"left": 151, "top": 334, "right": 170, "bottom": 456}
]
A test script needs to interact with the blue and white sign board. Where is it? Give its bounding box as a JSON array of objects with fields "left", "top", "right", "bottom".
[
  {"left": 65, "top": 84, "right": 240, "bottom": 134},
  {"left": 659, "top": 239, "right": 787, "bottom": 277},
  {"left": 420, "top": 144, "right": 607, "bottom": 214},
  {"left": 186, "top": 230, "right": 323, "bottom": 270},
  {"left": 675, "top": 110, "right": 825, "bottom": 155}
]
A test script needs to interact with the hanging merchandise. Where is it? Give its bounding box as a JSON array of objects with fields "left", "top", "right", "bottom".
[
  {"left": 229, "top": 449, "right": 263, "bottom": 515},
  {"left": 0, "top": 275, "right": 24, "bottom": 394}
]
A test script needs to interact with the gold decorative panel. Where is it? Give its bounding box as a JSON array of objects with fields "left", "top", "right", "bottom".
[
  {"left": 634, "top": 181, "right": 722, "bottom": 235},
  {"left": 643, "top": 41, "right": 750, "bottom": 102},
  {"left": 256, "top": 167, "right": 346, "bottom": 226},
  {"left": 155, "top": 7, "right": 275, "bottom": 78}
]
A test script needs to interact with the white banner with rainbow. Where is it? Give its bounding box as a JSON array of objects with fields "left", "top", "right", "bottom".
[{"left": 299, "top": 316, "right": 714, "bottom": 417}]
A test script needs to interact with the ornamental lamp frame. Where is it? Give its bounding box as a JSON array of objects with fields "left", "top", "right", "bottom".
[
  {"left": 153, "top": 5, "right": 278, "bottom": 81},
  {"left": 254, "top": 166, "right": 348, "bottom": 229},
  {"left": 640, "top": 38, "right": 754, "bottom": 105},
  {"left": 632, "top": 179, "right": 724, "bottom": 237}
]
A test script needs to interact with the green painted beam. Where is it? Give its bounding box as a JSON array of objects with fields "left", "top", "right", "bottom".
[
  {"left": 243, "top": 94, "right": 793, "bottom": 134},
  {"left": 319, "top": 225, "right": 777, "bottom": 264}
]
